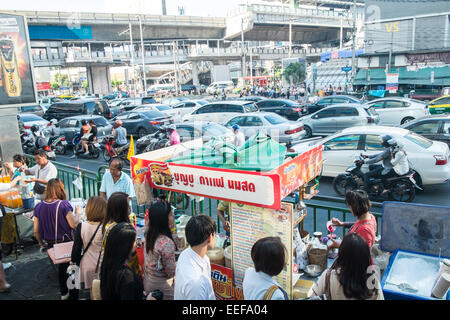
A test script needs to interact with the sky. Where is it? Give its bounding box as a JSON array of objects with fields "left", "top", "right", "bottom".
[{"left": 2, "top": 0, "right": 254, "bottom": 17}]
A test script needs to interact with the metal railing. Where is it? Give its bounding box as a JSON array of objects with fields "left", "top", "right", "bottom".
[{"left": 25, "top": 156, "right": 382, "bottom": 236}]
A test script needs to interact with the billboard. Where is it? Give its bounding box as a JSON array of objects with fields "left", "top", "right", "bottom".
[{"left": 0, "top": 12, "right": 37, "bottom": 108}]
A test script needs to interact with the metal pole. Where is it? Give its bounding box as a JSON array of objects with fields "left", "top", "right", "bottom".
[
  {"left": 129, "top": 22, "right": 136, "bottom": 97},
  {"left": 351, "top": 0, "right": 356, "bottom": 82},
  {"left": 388, "top": 31, "right": 393, "bottom": 73},
  {"left": 138, "top": 15, "right": 146, "bottom": 94},
  {"left": 250, "top": 51, "right": 253, "bottom": 86},
  {"left": 340, "top": 15, "right": 343, "bottom": 49},
  {"left": 289, "top": 18, "right": 292, "bottom": 58},
  {"left": 241, "top": 18, "right": 246, "bottom": 86}
]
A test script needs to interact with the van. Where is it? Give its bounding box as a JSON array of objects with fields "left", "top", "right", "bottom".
[
  {"left": 43, "top": 98, "right": 112, "bottom": 121},
  {"left": 206, "top": 81, "right": 234, "bottom": 95}
]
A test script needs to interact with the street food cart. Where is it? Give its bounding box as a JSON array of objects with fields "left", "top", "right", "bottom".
[{"left": 131, "top": 133, "right": 323, "bottom": 299}]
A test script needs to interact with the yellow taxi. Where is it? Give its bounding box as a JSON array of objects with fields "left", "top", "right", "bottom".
[{"left": 428, "top": 95, "right": 450, "bottom": 114}]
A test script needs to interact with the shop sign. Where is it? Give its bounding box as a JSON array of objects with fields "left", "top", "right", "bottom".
[{"left": 210, "top": 263, "right": 244, "bottom": 300}]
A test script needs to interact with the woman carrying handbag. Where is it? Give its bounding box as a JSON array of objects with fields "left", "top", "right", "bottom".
[
  {"left": 70, "top": 196, "right": 107, "bottom": 300},
  {"left": 33, "top": 178, "right": 81, "bottom": 300}
]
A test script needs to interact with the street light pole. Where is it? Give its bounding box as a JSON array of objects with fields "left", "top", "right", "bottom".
[
  {"left": 351, "top": 0, "right": 356, "bottom": 82},
  {"left": 241, "top": 18, "right": 246, "bottom": 86},
  {"left": 129, "top": 22, "right": 136, "bottom": 97},
  {"left": 289, "top": 18, "right": 292, "bottom": 58},
  {"left": 138, "top": 15, "right": 147, "bottom": 94}
]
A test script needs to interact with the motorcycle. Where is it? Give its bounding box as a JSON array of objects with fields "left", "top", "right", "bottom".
[
  {"left": 332, "top": 154, "right": 422, "bottom": 202},
  {"left": 101, "top": 135, "right": 130, "bottom": 166},
  {"left": 22, "top": 132, "right": 56, "bottom": 160},
  {"left": 136, "top": 127, "right": 170, "bottom": 154},
  {"left": 50, "top": 135, "right": 68, "bottom": 155},
  {"left": 73, "top": 137, "right": 100, "bottom": 159}
]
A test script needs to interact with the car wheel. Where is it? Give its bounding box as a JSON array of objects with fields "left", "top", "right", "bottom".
[
  {"left": 401, "top": 117, "right": 414, "bottom": 125},
  {"left": 304, "top": 125, "right": 312, "bottom": 138},
  {"left": 138, "top": 128, "right": 148, "bottom": 138}
]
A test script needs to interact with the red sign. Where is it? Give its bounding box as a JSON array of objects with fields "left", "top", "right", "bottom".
[
  {"left": 210, "top": 263, "right": 244, "bottom": 300},
  {"left": 36, "top": 82, "right": 50, "bottom": 91}
]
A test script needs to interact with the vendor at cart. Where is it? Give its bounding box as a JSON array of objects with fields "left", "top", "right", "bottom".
[{"left": 21, "top": 150, "right": 58, "bottom": 201}]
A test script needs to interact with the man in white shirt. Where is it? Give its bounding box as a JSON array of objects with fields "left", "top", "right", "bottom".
[
  {"left": 23, "top": 150, "right": 58, "bottom": 201},
  {"left": 174, "top": 215, "right": 216, "bottom": 300},
  {"left": 232, "top": 125, "right": 245, "bottom": 148}
]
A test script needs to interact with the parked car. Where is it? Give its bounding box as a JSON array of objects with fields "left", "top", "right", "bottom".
[
  {"left": 300, "top": 104, "right": 379, "bottom": 138},
  {"left": 17, "top": 113, "right": 49, "bottom": 132},
  {"left": 136, "top": 121, "right": 233, "bottom": 153},
  {"left": 238, "top": 96, "right": 267, "bottom": 103},
  {"left": 225, "top": 112, "right": 306, "bottom": 145},
  {"left": 133, "top": 104, "right": 178, "bottom": 119},
  {"left": 401, "top": 114, "right": 450, "bottom": 147},
  {"left": 119, "top": 96, "right": 157, "bottom": 107},
  {"left": 182, "top": 101, "right": 259, "bottom": 124},
  {"left": 161, "top": 97, "right": 189, "bottom": 105},
  {"left": 43, "top": 98, "right": 112, "bottom": 121},
  {"left": 291, "top": 126, "right": 450, "bottom": 187},
  {"left": 304, "top": 95, "right": 362, "bottom": 114},
  {"left": 39, "top": 96, "right": 62, "bottom": 110},
  {"left": 19, "top": 104, "right": 46, "bottom": 117},
  {"left": 256, "top": 99, "right": 306, "bottom": 120},
  {"left": 111, "top": 110, "right": 173, "bottom": 138},
  {"left": 57, "top": 115, "right": 113, "bottom": 146},
  {"left": 206, "top": 81, "right": 234, "bottom": 95},
  {"left": 364, "top": 97, "right": 429, "bottom": 125},
  {"left": 170, "top": 100, "right": 207, "bottom": 122},
  {"left": 427, "top": 95, "right": 450, "bottom": 115},
  {"left": 181, "top": 84, "right": 197, "bottom": 94}
]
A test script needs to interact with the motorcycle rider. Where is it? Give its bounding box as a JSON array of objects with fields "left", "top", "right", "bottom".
[
  {"left": 47, "top": 119, "right": 60, "bottom": 146},
  {"left": 112, "top": 119, "right": 127, "bottom": 156},
  {"left": 221, "top": 87, "right": 227, "bottom": 101},
  {"left": 80, "top": 120, "right": 97, "bottom": 155},
  {"left": 361, "top": 135, "right": 409, "bottom": 193},
  {"left": 168, "top": 124, "right": 180, "bottom": 146},
  {"left": 30, "top": 125, "right": 48, "bottom": 150},
  {"left": 79, "top": 120, "right": 92, "bottom": 155}
]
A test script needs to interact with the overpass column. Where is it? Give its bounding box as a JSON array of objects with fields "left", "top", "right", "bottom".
[
  {"left": 87, "top": 65, "right": 112, "bottom": 96},
  {"left": 192, "top": 62, "right": 199, "bottom": 86}
]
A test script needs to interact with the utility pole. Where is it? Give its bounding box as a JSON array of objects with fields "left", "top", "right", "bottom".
[
  {"left": 351, "top": 0, "right": 356, "bottom": 83},
  {"left": 387, "top": 31, "right": 393, "bottom": 73},
  {"left": 241, "top": 18, "right": 246, "bottom": 86},
  {"left": 129, "top": 22, "right": 136, "bottom": 97},
  {"left": 138, "top": 15, "right": 147, "bottom": 94},
  {"left": 289, "top": 17, "right": 292, "bottom": 58},
  {"left": 173, "top": 41, "right": 180, "bottom": 94},
  {"left": 161, "top": 0, "right": 167, "bottom": 15}
]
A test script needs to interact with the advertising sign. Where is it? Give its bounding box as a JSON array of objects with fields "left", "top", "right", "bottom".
[
  {"left": 386, "top": 72, "right": 399, "bottom": 92},
  {"left": 0, "top": 12, "right": 37, "bottom": 108},
  {"left": 230, "top": 202, "right": 293, "bottom": 299},
  {"left": 210, "top": 263, "right": 244, "bottom": 300}
]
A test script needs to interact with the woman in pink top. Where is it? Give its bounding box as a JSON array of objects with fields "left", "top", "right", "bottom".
[
  {"left": 330, "top": 190, "right": 377, "bottom": 248},
  {"left": 70, "top": 196, "right": 107, "bottom": 299},
  {"left": 169, "top": 125, "right": 180, "bottom": 146},
  {"left": 144, "top": 200, "right": 177, "bottom": 300}
]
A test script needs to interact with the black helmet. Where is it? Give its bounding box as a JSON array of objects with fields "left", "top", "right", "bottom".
[
  {"left": 381, "top": 135, "right": 393, "bottom": 148},
  {"left": 81, "top": 120, "right": 88, "bottom": 125},
  {"left": 30, "top": 125, "right": 39, "bottom": 132}
]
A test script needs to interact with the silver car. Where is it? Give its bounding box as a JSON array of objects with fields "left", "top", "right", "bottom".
[
  {"left": 299, "top": 103, "right": 379, "bottom": 138},
  {"left": 17, "top": 113, "right": 50, "bottom": 132},
  {"left": 224, "top": 112, "right": 306, "bottom": 145}
]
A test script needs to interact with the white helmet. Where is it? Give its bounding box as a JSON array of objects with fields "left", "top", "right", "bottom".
[{"left": 50, "top": 119, "right": 57, "bottom": 125}]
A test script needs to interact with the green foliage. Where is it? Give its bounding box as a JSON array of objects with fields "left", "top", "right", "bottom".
[
  {"left": 283, "top": 62, "right": 306, "bottom": 84},
  {"left": 111, "top": 79, "right": 123, "bottom": 88},
  {"left": 50, "top": 82, "right": 60, "bottom": 90},
  {"left": 81, "top": 81, "right": 89, "bottom": 89},
  {"left": 54, "top": 73, "right": 69, "bottom": 87}
]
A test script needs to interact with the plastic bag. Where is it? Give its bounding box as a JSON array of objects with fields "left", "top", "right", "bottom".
[
  {"left": 371, "top": 244, "right": 391, "bottom": 272},
  {"left": 294, "top": 229, "right": 308, "bottom": 269},
  {"left": 134, "top": 173, "right": 153, "bottom": 205},
  {"left": 72, "top": 172, "right": 83, "bottom": 192}
]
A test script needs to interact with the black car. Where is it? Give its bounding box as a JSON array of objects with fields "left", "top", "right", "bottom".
[
  {"left": 255, "top": 99, "right": 305, "bottom": 120},
  {"left": 305, "top": 95, "right": 361, "bottom": 114},
  {"left": 401, "top": 114, "right": 450, "bottom": 147},
  {"left": 112, "top": 110, "right": 173, "bottom": 138},
  {"left": 43, "top": 98, "right": 111, "bottom": 121}
]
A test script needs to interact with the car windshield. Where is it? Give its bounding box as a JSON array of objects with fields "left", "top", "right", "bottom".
[
  {"left": 156, "top": 105, "right": 172, "bottom": 111},
  {"left": 196, "top": 100, "right": 208, "bottom": 105},
  {"left": 244, "top": 102, "right": 258, "bottom": 112},
  {"left": 404, "top": 132, "right": 433, "bottom": 149},
  {"left": 92, "top": 117, "right": 109, "bottom": 126},
  {"left": 264, "top": 114, "right": 286, "bottom": 125},
  {"left": 409, "top": 98, "right": 427, "bottom": 104},
  {"left": 20, "top": 114, "right": 43, "bottom": 121}
]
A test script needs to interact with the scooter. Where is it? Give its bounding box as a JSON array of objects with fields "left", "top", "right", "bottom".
[
  {"left": 74, "top": 139, "right": 100, "bottom": 159},
  {"left": 101, "top": 135, "right": 130, "bottom": 166},
  {"left": 136, "top": 127, "right": 170, "bottom": 154}
]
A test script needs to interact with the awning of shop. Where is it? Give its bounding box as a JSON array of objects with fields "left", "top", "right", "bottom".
[
  {"left": 354, "top": 68, "right": 386, "bottom": 85},
  {"left": 398, "top": 66, "right": 450, "bottom": 86}
]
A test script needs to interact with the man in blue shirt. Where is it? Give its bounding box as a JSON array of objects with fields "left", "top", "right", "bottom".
[
  {"left": 100, "top": 159, "right": 135, "bottom": 202},
  {"left": 112, "top": 119, "right": 128, "bottom": 156}
]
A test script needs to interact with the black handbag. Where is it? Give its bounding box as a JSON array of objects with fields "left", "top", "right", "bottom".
[{"left": 33, "top": 168, "right": 46, "bottom": 195}]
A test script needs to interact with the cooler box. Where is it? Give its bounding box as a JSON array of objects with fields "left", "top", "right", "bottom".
[{"left": 380, "top": 202, "right": 450, "bottom": 300}]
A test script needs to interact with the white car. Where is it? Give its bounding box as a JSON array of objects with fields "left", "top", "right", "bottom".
[
  {"left": 206, "top": 81, "right": 234, "bottom": 95},
  {"left": 182, "top": 101, "right": 259, "bottom": 125},
  {"left": 292, "top": 126, "right": 450, "bottom": 186},
  {"left": 225, "top": 112, "right": 306, "bottom": 145},
  {"left": 133, "top": 104, "right": 178, "bottom": 120},
  {"left": 364, "top": 97, "right": 429, "bottom": 126},
  {"left": 171, "top": 100, "right": 208, "bottom": 122}
]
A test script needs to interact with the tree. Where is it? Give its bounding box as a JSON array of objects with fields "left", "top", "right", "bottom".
[
  {"left": 54, "top": 73, "right": 69, "bottom": 87},
  {"left": 50, "top": 82, "right": 60, "bottom": 90},
  {"left": 283, "top": 62, "right": 306, "bottom": 85}
]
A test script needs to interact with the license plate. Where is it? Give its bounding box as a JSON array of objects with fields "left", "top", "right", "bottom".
[
  {"left": 61, "top": 141, "right": 67, "bottom": 145},
  {"left": 47, "top": 151, "right": 55, "bottom": 158},
  {"left": 94, "top": 143, "right": 101, "bottom": 148}
]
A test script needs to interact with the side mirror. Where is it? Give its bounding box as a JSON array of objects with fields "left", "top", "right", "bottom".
[{"left": 312, "top": 115, "right": 319, "bottom": 119}]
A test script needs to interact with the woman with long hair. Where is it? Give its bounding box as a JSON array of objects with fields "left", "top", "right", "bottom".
[
  {"left": 312, "top": 233, "right": 384, "bottom": 300},
  {"left": 70, "top": 196, "right": 107, "bottom": 299},
  {"left": 33, "top": 178, "right": 81, "bottom": 300},
  {"left": 100, "top": 223, "right": 144, "bottom": 300},
  {"left": 144, "top": 200, "right": 177, "bottom": 300}
]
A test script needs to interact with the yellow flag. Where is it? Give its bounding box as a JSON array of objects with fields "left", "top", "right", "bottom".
[{"left": 127, "top": 135, "right": 135, "bottom": 161}]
